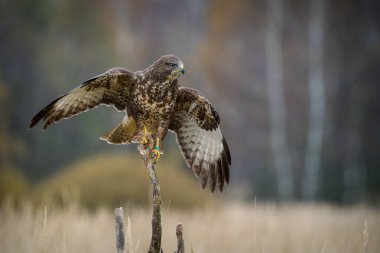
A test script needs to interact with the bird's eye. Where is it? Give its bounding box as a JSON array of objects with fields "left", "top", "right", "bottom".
[{"left": 167, "top": 63, "right": 177, "bottom": 68}]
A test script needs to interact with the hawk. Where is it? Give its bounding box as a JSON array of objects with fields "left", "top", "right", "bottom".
[{"left": 29, "top": 55, "right": 231, "bottom": 192}]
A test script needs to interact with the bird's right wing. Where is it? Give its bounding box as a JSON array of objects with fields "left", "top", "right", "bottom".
[
  {"left": 29, "top": 67, "right": 135, "bottom": 130},
  {"left": 169, "top": 87, "right": 231, "bottom": 193}
]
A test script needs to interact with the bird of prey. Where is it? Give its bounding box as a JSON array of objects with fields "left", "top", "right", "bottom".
[{"left": 29, "top": 55, "right": 231, "bottom": 192}]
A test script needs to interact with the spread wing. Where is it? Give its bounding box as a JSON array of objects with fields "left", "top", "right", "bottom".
[
  {"left": 170, "top": 87, "right": 231, "bottom": 193},
  {"left": 29, "top": 67, "right": 135, "bottom": 130}
]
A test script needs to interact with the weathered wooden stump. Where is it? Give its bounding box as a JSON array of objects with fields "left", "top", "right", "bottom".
[{"left": 114, "top": 143, "right": 186, "bottom": 253}]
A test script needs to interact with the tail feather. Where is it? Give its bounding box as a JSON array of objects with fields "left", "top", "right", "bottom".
[{"left": 100, "top": 117, "right": 136, "bottom": 145}]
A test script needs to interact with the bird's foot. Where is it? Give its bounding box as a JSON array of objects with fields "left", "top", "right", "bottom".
[
  {"left": 150, "top": 137, "right": 162, "bottom": 163},
  {"left": 151, "top": 146, "right": 161, "bottom": 164}
]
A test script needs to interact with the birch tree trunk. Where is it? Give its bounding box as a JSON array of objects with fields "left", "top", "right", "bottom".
[
  {"left": 302, "top": 0, "right": 325, "bottom": 200},
  {"left": 266, "top": 0, "right": 294, "bottom": 200}
]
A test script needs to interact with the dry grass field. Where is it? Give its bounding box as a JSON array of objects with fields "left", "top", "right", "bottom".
[{"left": 0, "top": 200, "right": 379, "bottom": 253}]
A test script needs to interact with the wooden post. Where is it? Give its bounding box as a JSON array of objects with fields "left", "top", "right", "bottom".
[
  {"left": 108, "top": 143, "right": 185, "bottom": 253},
  {"left": 147, "top": 160, "right": 162, "bottom": 253},
  {"left": 115, "top": 207, "right": 125, "bottom": 253},
  {"left": 139, "top": 144, "right": 163, "bottom": 253},
  {"left": 175, "top": 224, "right": 185, "bottom": 253}
]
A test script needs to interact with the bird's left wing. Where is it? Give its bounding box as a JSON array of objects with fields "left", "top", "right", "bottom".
[
  {"left": 169, "top": 87, "right": 231, "bottom": 192},
  {"left": 29, "top": 67, "right": 135, "bottom": 130}
]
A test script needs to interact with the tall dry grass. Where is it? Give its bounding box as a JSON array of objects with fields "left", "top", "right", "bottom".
[{"left": 0, "top": 200, "right": 379, "bottom": 253}]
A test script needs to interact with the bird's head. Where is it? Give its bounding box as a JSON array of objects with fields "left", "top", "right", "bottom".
[{"left": 151, "top": 55, "right": 185, "bottom": 82}]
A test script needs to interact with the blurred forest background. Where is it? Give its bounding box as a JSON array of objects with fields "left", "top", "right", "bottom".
[{"left": 0, "top": 0, "right": 379, "bottom": 206}]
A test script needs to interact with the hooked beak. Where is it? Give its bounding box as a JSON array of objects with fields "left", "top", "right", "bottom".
[{"left": 179, "top": 63, "right": 185, "bottom": 75}]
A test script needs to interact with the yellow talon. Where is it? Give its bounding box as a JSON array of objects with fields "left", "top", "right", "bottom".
[
  {"left": 151, "top": 148, "right": 161, "bottom": 163},
  {"left": 151, "top": 137, "right": 161, "bottom": 163}
]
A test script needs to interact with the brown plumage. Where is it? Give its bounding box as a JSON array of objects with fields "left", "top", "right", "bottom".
[{"left": 29, "top": 55, "right": 231, "bottom": 192}]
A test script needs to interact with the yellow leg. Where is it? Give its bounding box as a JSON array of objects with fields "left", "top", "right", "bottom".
[
  {"left": 151, "top": 137, "right": 161, "bottom": 163},
  {"left": 141, "top": 126, "right": 150, "bottom": 145}
]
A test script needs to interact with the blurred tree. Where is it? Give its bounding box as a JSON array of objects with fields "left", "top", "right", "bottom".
[
  {"left": 321, "top": 0, "right": 380, "bottom": 203},
  {"left": 302, "top": 0, "right": 326, "bottom": 200},
  {"left": 266, "top": 0, "right": 295, "bottom": 200}
]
